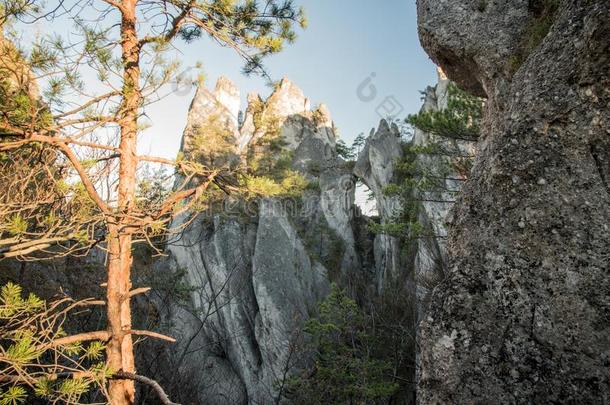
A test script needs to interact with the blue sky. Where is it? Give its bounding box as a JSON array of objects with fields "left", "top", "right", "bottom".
[{"left": 141, "top": 0, "right": 438, "bottom": 159}]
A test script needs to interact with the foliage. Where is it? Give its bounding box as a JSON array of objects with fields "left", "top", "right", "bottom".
[
  {"left": 368, "top": 282, "right": 417, "bottom": 401},
  {"left": 352, "top": 133, "right": 366, "bottom": 155},
  {"left": 372, "top": 83, "right": 483, "bottom": 241},
  {"left": 406, "top": 83, "right": 484, "bottom": 141},
  {"left": 247, "top": 102, "right": 289, "bottom": 175},
  {"left": 306, "top": 161, "right": 322, "bottom": 176},
  {"left": 335, "top": 139, "right": 355, "bottom": 160},
  {"left": 0, "top": 83, "right": 51, "bottom": 132},
  {"left": 176, "top": 0, "right": 307, "bottom": 75},
  {"left": 368, "top": 142, "right": 424, "bottom": 240},
  {"left": 0, "top": 0, "right": 308, "bottom": 258},
  {"left": 242, "top": 174, "right": 284, "bottom": 197},
  {"left": 296, "top": 216, "right": 345, "bottom": 278},
  {"left": 0, "top": 1, "right": 42, "bottom": 26},
  {"left": 136, "top": 168, "right": 172, "bottom": 214},
  {"left": 0, "top": 283, "right": 109, "bottom": 404},
  {"left": 0, "top": 35, "right": 100, "bottom": 259},
  {"left": 305, "top": 179, "right": 321, "bottom": 192},
  {"left": 283, "top": 285, "right": 399, "bottom": 404},
  {"left": 336, "top": 134, "right": 367, "bottom": 162},
  {"left": 242, "top": 99, "right": 310, "bottom": 199},
  {"left": 368, "top": 220, "right": 411, "bottom": 237},
  {"left": 0, "top": 144, "right": 105, "bottom": 260},
  {"left": 0, "top": 40, "right": 51, "bottom": 132},
  {"left": 187, "top": 113, "right": 238, "bottom": 169}
]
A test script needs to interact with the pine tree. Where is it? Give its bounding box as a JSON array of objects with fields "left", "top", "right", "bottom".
[
  {"left": 283, "top": 285, "right": 399, "bottom": 404},
  {"left": 406, "top": 83, "right": 484, "bottom": 142},
  {"left": 335, "top": 139, "right": 356, "bottom": 160},
  {"left": 0, "top": 1, "right": 306, "bottom": 404},
  {"left": 352, "top": 132, "right": 366, "bottom": 155},
  {"left": 374, "top": 83, "right": 484, "bottom": 239}
]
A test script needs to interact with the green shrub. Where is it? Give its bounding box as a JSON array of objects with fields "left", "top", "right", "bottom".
[
  {"left": 377, "top": 82, "right": 482, "bottom": 243},
  {"left": 296, "top": 216, "right": 345, "bottom": 278},
  {"left": 281, "top": 284, "right": 399, "bottom": 404},
  {"left": 335, "top": 139, "right": 355, "bottom": 160}
]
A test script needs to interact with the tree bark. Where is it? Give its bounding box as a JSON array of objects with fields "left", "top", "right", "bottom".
[
  {"left": 106, "top": 1, "right": 141, "bottom": 404},
  {"left": 106, "top": 226, "right": 136, "bottom": 405}
]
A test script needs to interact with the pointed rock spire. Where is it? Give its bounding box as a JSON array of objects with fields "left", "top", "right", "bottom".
[
  {"left": 181, "top": 77, "right": 241, "bottom": 159},
  {"left": 315, "top": 103, "right": 333, "bottom": 126},
  {"left": 214, "top": 76, "right": 240, "bottom": 125},
  {"left": 266, "top": 77, "right": 310, "bottom": 117}
]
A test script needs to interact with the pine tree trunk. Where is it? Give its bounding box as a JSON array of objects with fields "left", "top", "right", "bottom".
[
  {"left": 106, "top": 226, "right": 136, "bottom": 404},
  {"left": 106, "top": 1, "right": 140, "bottom": 403}
]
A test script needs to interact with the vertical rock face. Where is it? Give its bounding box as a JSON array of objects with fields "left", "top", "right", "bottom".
[
  {"left": 214, "top": 76, "right": 241, "bottom": 126},
  {"left": 417, "top": 1, "right": 610, "bottom": 403},
  {"left": 180, "top": 76, "right": 241, "bottom": 154},
  {"left": 265, "top": 77, "right": 311, "bottom": 118},
  {"left": 157, "top": 77, "right": 359, "bottom": 404}
]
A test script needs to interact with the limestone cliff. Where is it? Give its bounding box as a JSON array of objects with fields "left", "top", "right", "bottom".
[
  {"left": 153, "top": 77, "right": 362, "bottom": 404},
  {"left": 416, "top": 1, "right": 610, "bottom": 403},
  {"left": 0, "top": 66, "right": 473, "bottom": 404},
  {"left": 152, "top": 74, "right": 477, "bottom": 404}
]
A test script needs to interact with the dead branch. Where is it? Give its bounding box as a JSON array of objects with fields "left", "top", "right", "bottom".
[
  {"left": 123, "top": 287, "right": 151, "bottom": 301},
  {"left": 113, "top": 371, "right": 181, "bottom": 405},
  {"left": 127, "top": 330, "right": 176, "bottom": 343}
]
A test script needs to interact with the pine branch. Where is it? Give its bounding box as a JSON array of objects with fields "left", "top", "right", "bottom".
[{"left": 127, "top": 330, "right": 176, "bottom": 343}]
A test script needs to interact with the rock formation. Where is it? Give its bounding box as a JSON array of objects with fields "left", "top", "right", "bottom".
[
  {"left": 149, "top": 72, "right": 475, "bottom": 404},
  {"left": 354, "top": 120, "right": 404, "bottom": 290},
  {"left": 416, "top": 1, "right": 610, "bottom": 403},
  {"left": 355, "top": 71, "right": 475, "bottom": 312},
  {"left": 0, "top": 61, "right": 472, "bottom": 404},
  {"left": 154, "top": 77, "right": 363, "bottom": 404}
]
